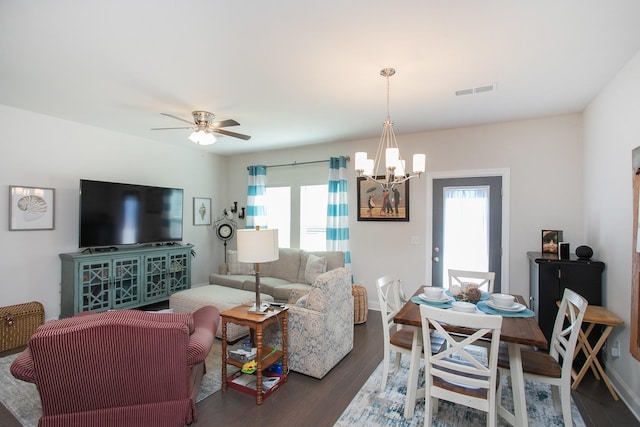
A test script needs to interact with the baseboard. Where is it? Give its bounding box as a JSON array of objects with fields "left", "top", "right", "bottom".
[{"left": 601, "top": 361, "right": 640, "bottom": 422}]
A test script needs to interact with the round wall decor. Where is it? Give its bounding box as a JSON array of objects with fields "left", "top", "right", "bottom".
[{"left": 216, "top": 223, "right": 235, "bottom": 241}]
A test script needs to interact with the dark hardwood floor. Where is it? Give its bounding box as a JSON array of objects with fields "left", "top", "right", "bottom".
[
  {"left": 1, "top": 310, "right": 638, "bottom": 426},
  {"left": 194, "top": 312, "right": 384, "bottom": 427}
]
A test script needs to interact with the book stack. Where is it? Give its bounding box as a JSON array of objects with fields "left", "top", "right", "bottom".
[
  {"left": 228, "top": 347, "right": 257, "bottom": 362},
  {"left": 231, "top": 373, "right": 280, "bottom": 392}
]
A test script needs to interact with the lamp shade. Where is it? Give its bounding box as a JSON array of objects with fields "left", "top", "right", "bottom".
[{"left": 236, "top": 228, "right": 279, "bottom": 263}]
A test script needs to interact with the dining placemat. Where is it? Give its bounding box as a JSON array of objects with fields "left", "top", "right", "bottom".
[
  {"left": 476, "top": 301, "right": 535, "bottom": 317},
  {"left": 410, "top": 295, "right": 453, "bottom": 309}
]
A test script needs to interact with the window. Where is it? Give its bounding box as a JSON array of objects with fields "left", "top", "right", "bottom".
[
  {"left": 265, "top": 187, "right": 291, "bottom": 248},
  {"left": 265, "top": 184, "right": 328, "bottom": 250},
  {"left": 300, "top": 185, "right": 328, "bottom": 251}
]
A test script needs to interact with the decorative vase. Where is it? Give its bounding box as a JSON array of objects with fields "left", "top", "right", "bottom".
[{"left": 575, "top": 245, "right": 593, "bottom": 260}]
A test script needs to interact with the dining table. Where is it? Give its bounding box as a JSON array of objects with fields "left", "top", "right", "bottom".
[{"left": 393, "top": 287, "right": 548, "bottom": 427}]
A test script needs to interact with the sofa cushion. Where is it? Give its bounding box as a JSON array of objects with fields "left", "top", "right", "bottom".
[
  {"left": 265, "top": 248, "right": 302, "bottom": 282},
  {"left": 241, "top": 276, "right": 289, "bottom": 293},
  {"left": 304, "top": 254, "right": 327, "bottom": 284},
  {"left": 298, "top": 250, "right": 344, "bottom": 283},
  {"left": 209, "top": 273, "right": 250, "bottom": 290},
  {"left": 269, "top": 283, "right": 313, "bottom": 302},
  {"left": 227, "top": 250, "right": 254, "bottom": 275}
]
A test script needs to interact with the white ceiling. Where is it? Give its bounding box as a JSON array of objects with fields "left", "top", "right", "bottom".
[{"left": 1, "top": 1, "right": 640, "bottom": 155}]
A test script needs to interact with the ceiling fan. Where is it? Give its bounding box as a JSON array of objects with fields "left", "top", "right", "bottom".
[{"left": 151, "top": 110, "right": 251, "bottom": 145}]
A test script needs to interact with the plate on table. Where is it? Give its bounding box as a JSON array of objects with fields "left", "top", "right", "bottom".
[
  {"left": 419, "top": 293, "right": 452, "bottom": 303},
  {"left": 486, "top": 300, "right": 527, "bottom": 312}
]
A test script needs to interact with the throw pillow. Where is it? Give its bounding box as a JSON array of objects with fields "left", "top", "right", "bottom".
[
  {"left": 227, "top": 250, "right": 254, "bottom": 275},
  {"left": 295, "top": 294, "right": 309, "bottom": 308},
  {"left": 304, "top": 254, "right": 327, "bottom": 284}
]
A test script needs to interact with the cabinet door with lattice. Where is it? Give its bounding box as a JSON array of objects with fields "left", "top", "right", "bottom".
[{"left": 143, "top": 253, "right": 169, "bottom": 302}]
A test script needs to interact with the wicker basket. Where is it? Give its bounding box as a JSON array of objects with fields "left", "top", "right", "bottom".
[
  {"left": 352, "top": 285, "right": 368, "bottom": 324},
  {"left": 1, "top": 301, "right": 44, "bottom": 352}
]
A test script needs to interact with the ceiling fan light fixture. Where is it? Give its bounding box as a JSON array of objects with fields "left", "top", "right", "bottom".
[
  {"left": 189, "top": 129, "right": 216, "bottom": 145},
  {"left": 152, "top": 110, "right": 250, "bottom": 142}
]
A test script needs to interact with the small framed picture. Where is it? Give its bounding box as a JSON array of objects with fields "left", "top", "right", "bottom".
[
  {"left": 193, "top": 197, "right": 212, "bottom": 226},
  {"left": 9, "top": 186, "right": 55, "bottom": 231},
  {"left": 542, "top": 230, "right": 563, "bottom": 254},
  {"left": 357, "top": 177, "right": 409, "bottom": 221}
]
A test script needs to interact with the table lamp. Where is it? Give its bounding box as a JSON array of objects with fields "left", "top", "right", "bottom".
[{"left": 236, "top": 226, "right": 279, "bottom": 313}]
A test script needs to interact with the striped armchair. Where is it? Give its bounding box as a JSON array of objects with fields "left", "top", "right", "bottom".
[{"left": 10, "top": 306, "right": 218, "bottom": 427}]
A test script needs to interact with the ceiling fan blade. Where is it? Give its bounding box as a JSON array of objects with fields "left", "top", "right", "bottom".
[
  {"left": 160, "top": 112, "right": 195, "bottom": 125},
  {"left": 151, "top": 126, "right": 194, "bottom": 130},
  {"left": 211, "top": 119, "right": 240, "bottom": 128},
  {"left": 214, "top": 129, "right": 251, "bottom": 140}
]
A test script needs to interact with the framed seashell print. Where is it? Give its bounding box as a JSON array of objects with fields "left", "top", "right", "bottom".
[
  {"left": 193, "top": 197, "right": 212, "bottom": 226},
  {"left": 9, "top": 186, "right": 55, "bottom": 230}
]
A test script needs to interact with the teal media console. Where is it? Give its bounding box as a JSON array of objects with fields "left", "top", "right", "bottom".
[{"left": 60, "top": 244, "right": 192, "bottom": 317}]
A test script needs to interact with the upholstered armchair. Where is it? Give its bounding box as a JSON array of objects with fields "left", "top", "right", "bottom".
[
  {"left": 10, "top": 306, "right": 218, "bottom": 427},
  {"left": 267, "top": 267, "right": 354, "bottom": 379}
]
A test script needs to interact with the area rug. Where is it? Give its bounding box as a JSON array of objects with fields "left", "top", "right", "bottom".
[
  {"left": 335, "top": 356, "right": 586, "bottom": 427},
  {"left": 0, "top": 340, "right": 229, "bottom": 427}
]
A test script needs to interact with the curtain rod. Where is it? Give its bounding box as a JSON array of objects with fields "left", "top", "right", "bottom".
[{"left": 247, "top": 155, "right": 350, "bottom": 170}]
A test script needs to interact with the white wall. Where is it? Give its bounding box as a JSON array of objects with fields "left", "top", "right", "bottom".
[
  {"left": 583, "top": 48, "right": 640, "bottom": 416},
  {"left": 224, "top": 114, "right": 584, "bottom": 308},
  {"left": 0, "top": 105, "right": 227, "bottom": 320}
]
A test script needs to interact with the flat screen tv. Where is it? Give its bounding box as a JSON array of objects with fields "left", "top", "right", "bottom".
[{"left": 79, "top": 179, "right": 184, "bottom": 248}]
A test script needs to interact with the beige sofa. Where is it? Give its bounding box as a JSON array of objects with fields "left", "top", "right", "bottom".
[{"left": 209, "top": 248, "right": 345, "bottom": 302}]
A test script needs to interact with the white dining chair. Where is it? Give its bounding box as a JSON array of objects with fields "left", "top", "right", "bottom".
[
  {"left": 448, "top": 269, "right": 496, "bottom": 293},
  {"left": 376, "top": 275, "right": 444, "bottom": 391},
  {"left": 447, "top": 269, "right": 496, "bottom": 356},
  {"left": 419, "top": 303, "right": 503, "bottom": 427},
  {"left": 497, "top": 287, "right": 587, "bottom": 426}
]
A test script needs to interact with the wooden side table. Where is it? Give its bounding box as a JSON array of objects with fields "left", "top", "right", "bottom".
[
  {"left": 570, "top": 304, "right": 623, "bottom": 400},
  {"left": 221, "top": 305, "right": 288, "bottom": 404}
]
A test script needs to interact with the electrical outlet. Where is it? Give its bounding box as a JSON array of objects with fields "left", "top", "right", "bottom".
[{"left": 611, "top": 341, "right": 621, "bottom": 358}]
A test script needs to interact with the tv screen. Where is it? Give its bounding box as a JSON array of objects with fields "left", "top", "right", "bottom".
[{"left": 79, "top": 179, "right": 184, "bottom": 248}]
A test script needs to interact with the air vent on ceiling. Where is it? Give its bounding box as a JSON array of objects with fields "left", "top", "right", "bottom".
[{"left": 455, "top": 83, "right": 497, "bottom": 96}]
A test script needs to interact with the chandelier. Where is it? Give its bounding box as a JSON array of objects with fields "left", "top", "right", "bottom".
[{"left": 355, "top": 68, "right": 425, "bottom": 189}]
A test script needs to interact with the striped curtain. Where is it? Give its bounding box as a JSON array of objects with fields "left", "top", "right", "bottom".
[
  {"left": 246, "top": 165, "right": 268, "bottom": 229},
  {"left": 327, "top": 156, "right": 352, "bottom": 279}
]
